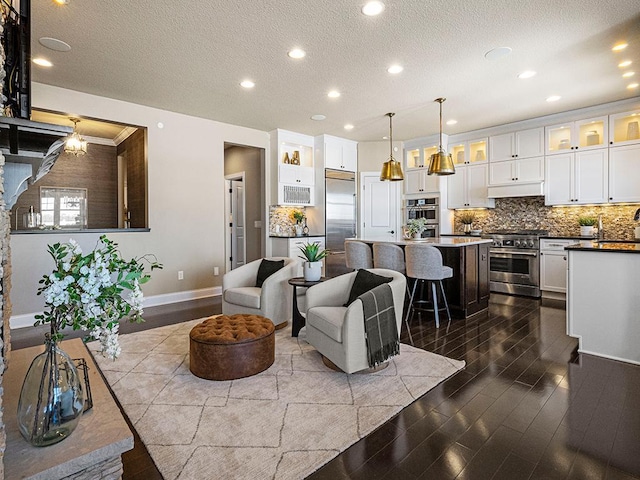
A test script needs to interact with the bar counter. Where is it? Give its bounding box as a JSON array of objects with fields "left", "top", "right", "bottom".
[{"left": 350, "top": 237, "right": 492, "bottom": 318}]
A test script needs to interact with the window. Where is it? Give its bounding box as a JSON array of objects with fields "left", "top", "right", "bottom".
[{"left": 40, "top": 187, "right": 88, "bottom": 229}]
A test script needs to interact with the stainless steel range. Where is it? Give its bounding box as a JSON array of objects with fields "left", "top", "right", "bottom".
[{"left": 486, "top": 230, "right": 548, "bottom": 297}]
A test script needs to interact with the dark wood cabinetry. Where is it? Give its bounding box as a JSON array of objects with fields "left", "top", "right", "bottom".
[{"left": 438, "top": 242, "right": 490, "bottom": 318}]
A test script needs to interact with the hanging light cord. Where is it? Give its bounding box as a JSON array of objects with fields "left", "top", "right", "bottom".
[
  {"left": 436, "top": 98, "right": 445, "bottom": 151},
  {"left": 387, "top": 112, "right": 395, "bottom": 160}
]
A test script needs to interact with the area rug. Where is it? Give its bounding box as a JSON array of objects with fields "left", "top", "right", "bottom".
[{"left": 88, "top": 319, "right": 464, "bottom": 480}]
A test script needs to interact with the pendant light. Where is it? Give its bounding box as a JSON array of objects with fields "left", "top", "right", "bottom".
[
  {"left": 380, "top": 112, "right": 404, "bottom": 181},
  {"left": 64, "top": 118, "right": 87, "bottom": 156},
  {"left": 427, "top": 98, "right": 455, "bottom": 175}
]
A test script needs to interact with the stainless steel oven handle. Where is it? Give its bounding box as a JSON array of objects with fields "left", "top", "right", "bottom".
[{"left": 489, "top": 250, "right": 538, "bottom": 257}]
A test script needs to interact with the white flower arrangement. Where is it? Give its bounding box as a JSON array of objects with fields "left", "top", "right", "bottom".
[{"left": 35, "top": 235, "right": 162, "bottom": 360}]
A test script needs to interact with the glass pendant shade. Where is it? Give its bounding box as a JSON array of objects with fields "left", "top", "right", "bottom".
[
  {"left": 427, "top": 98, "right": 455, "bottom": 176},
  {"left": 64, "top": 118, "right": 87, "bottom": 156},
  {"left": 380, "top": 112, "right": 404, "bottom": 181}
]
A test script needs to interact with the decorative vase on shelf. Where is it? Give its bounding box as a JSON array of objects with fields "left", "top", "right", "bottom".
[
  {"left": 295, "top": 224, "right": 304, "bottom": 236},
  {"left": 283, "top": 152, "right": 291, "bottom": 164},
  {"left": 627, "top": 121, "right": 639, "bottom": 141},
  {"left": 17, "top": 331, "right": 85, "bottom": 447},
  {"left": 303, "top": 261, "right": 322, "bottom": 281},
  {"left": 291, "top": 150, "right": 301, "bottom": 165},
  {"left": 463, "top": 223, "right": 472, "bottom": 234}
]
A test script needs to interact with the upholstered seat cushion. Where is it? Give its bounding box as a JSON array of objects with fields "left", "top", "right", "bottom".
[
  {"left": 223, "top": 287, "right": 261, "bottom": 309},
  {"left": 306, "top": 306, "right": 347, "bottom": 343}
]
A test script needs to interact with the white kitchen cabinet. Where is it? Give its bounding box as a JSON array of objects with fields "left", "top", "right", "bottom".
[
  {"left": 272, "top": 236, "right": 326, "bottom": 274},
  {"left": 489, "top": 127, "right": 544, "bottom": 162},
  {"left": 609, "top": 109, "right": 640, "bottom": 147},
  {"left": 272, "top": 129, "right": 315, "bottom": 206},
  {"left": 447, "top": 164, "right": 494, "bottom": 209},
  {"left": 449, "top": 138, "right": 488, "bottom": 166},
  {"left": 609, "top": 144, "right": 640, "bottom": 203},
  {"left": 316, "top": 135, "right": 358, "bottom": 171},
  {"left": 545, "top": 116, "right": 608, "bottom": 155},
  {"left": 540, "top": 239, "right": 572, "bottom": 294},
  {"left": 489, "top": 156, "right": 544, "bottom": 185},
  {"left": 279, "top": 164, "right": 314, "bottom": 185},
  {"left": 545, "top": 149, "right": 608, "bottom": 205},
  {"left": 405, "top": 169, "right": 440, "bottom": 195}
]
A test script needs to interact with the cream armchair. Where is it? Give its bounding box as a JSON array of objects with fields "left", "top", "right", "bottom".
[
  {"left": 222, "top": 257, "right": 301, "bottom": 327},
  {"left": 304, "top": 269, "right": 406, "bottom": 373}
]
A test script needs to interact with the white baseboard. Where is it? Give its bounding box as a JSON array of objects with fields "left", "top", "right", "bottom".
[{"left": 10, "top": 287, "right": 222, "bottom": 329}]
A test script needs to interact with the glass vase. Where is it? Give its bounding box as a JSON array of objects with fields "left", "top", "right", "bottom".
[{"left": 17, "top": 334, "right": 85, "bottom": 447}]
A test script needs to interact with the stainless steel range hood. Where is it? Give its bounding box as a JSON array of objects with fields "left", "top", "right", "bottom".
[{"left": 0, "top": 116, "right": 72, "bottom": 209}]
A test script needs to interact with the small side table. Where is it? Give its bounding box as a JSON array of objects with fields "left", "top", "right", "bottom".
[{"left": 288, "top": 276, "right": 326, "bottom": 337}]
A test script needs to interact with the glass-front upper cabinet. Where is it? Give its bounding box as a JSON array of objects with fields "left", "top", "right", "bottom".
[
  {"left": 609, "top": 110, "right": 640, "bottom": 146},
  {"left": 545, "top": 116, "right": 607, "bottom": 155},
  {"left": 449, "top": 138, "right": 487, "bottom": 165},
  {"left": 406, "top": 148, "right": 423, "bottom": 169}
]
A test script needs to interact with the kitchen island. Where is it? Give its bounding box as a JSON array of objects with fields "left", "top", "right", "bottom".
[
  {"left": 351, "top": 237, "right": 492, "bottom": 318},
  {"left": 566, "top": 240, "right": 640, "bottom": 365}
]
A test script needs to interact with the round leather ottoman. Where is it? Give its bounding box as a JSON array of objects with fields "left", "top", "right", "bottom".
[{"left": 189, "top": 314, "right": 275, "bottom": 381}]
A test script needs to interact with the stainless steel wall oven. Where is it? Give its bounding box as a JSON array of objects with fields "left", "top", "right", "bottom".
[{"left": 405, "top": 197, "right": 439, "bottom": 224}]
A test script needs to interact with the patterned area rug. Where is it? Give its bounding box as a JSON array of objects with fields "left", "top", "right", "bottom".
[{"left": 89, "top": 319, "right": 464, "bottom": 480}]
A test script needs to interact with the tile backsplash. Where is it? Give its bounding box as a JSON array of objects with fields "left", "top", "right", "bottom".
[
  {"left": 269, "top": 205, "right": 306, "bottom": 236},
  {"left": 453, "top": 196, "right": 640, "bottom": 239}
]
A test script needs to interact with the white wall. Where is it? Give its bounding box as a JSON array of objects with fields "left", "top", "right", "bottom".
[
  {"left": 10, "top": 83, "right": 270, "bottom": 325},
  {"left": 357, "top": 140, "right": 403, "bottom": 173}
]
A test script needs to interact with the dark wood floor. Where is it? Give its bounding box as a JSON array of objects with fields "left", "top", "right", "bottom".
[{"left": 14, "top": 294, "right": 640, "bottom": 480}]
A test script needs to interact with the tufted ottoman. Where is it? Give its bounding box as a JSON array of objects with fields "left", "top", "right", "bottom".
[{"left": 189, "top": 314, "right": 275, "bottom": 381}]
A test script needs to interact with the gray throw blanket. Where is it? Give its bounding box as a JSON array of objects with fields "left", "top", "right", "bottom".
[{"left": 358, "top": 283, "right": 399, "bottom": 367}]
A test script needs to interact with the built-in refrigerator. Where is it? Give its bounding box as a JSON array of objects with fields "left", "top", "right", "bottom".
[{"left": 325, "top": 169, "right": 357, "bottom": 277}]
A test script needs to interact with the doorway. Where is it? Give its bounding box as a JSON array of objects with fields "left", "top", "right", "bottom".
[
  {"left": 360, "top": 172, "right": 401, "bottom": 241},
  {"left": 224, "top": 144, "right": 265, "bottom": 271}
]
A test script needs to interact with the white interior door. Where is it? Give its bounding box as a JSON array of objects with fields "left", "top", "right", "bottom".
[
  {"left": 231, "top": 180, "right": 246, "bottom": 268},
  {"left": 360, "top": 172, "right": 400, "bottom": 241}
]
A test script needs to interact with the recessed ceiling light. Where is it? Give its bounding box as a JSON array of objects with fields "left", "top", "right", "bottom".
[
  {"left": 344, "top": 124, "right": 354, "bottom": 130},
  {"left": 446, "top": 120, "right": 457, "bottom": 125},
  {"left": 518, "top": 70, "right": 537, "bottom": 79},
  {"left": 157, "top": 122, "right": 164, "bottom": 129},
  {"left": 288, "top": 48, "right": 306, "bottom": 59},
  {"left": 387, "top": 65, "right": 403, "bottom": 74},
  {"left": 32, "top": 58, "right": 53, "bottom": 67},
  {"left": 382, "top": 136, "right": 388, "bottom": 140},
  {"left": 612, "top": 43, "right": 628, "bottom": 52},
  {"left": 39, "top": 37, "right": 71, "bottom": 52},
  {"left": 361, "top": 1, "right": 385, "bottom": 16},
  {"left": 619, "top": 60, "right": 632, "bottom": 68},
  {"left": 484, "top": 47, "right": 512, "bottom": 60},
  {"left": 240, "top": 80, "right": 255, "bottom": 89},
  {"left": 311, "top": 114, "right": 326, "bottom": 121},
  {"left": 628, "top": 83, "right": 639, "bottom": 90},
  {"left": 546, "top": 95, "right": 561, "bottom": 102},
  {"left": 54, "top": 0, "right": 69, "bottom": 4},
  {"left": 328, "top": 90, "right": 341, "bottom": 98},
  {"left": 623, "top": 71, "right": 635, "bottom": 78}
]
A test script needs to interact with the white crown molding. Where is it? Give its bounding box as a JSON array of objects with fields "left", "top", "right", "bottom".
[
  {"left": 83, "top": 135, "right": 116, "bottom": 147},
  {"left": 10, "top": 287, "right": 221, "bottom": 329},
  {"left": 113, "top": 126, "right": 138, "bottom": 146}
]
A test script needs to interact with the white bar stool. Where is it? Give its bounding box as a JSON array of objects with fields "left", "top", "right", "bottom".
[{"left": 404, "top": 244, "right": 453, "bottom": 341}]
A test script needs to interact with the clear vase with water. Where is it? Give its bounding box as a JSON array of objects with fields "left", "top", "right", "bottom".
[{"left": 17, "top": 328, "right": 85, "bottom": 447}]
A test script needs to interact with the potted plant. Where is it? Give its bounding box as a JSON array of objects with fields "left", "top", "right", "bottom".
[
  {"left": 290, "top": 209, "right": 306, "bottom": 236},
  {"left": 578, "top": 216, "right": 597, "bottom": 237},
  {"left": 403, "top": 218, "right": 428, "bottom": 239},
  {"left": 459, "top": 211, "right": 476, "bottom": 234},
  {"left": 298, "top": 241, "right": 328, "bottom": 281}
]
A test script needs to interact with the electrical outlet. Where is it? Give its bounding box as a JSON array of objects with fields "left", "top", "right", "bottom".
[
  {"left": 178, "top": 270, "right": 184, "bottom": 280},
  {"left": 214, "top": 267, "right": 219, "bottom": 276}
]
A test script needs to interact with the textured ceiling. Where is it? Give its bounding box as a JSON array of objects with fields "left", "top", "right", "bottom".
[{"left": 31, "top": 0, "right": 640, "bottom": 142}]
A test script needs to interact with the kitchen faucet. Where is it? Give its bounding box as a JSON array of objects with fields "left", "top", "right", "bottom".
[{"left": 597, "top": 214, "right": 604, "bottom": 240}]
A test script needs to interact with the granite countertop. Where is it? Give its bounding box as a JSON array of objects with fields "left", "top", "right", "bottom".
[
  {"left": 566, "top": 240, "right": 640, "bottom": 253},
  {"left": 351, "top": 236, "right": 492, "bottom": 247}
]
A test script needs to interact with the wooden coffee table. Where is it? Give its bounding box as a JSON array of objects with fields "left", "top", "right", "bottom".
[{"left": 288, "top": 277, "right": 326, "bottom": 337}]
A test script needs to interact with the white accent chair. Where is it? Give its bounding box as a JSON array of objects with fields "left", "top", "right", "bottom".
[
  {"left": 304, "top": 269, "right": 406, "bottom": 373},
  {"left": 222, "top": 257, "right": 301, "bottom": 328}
]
